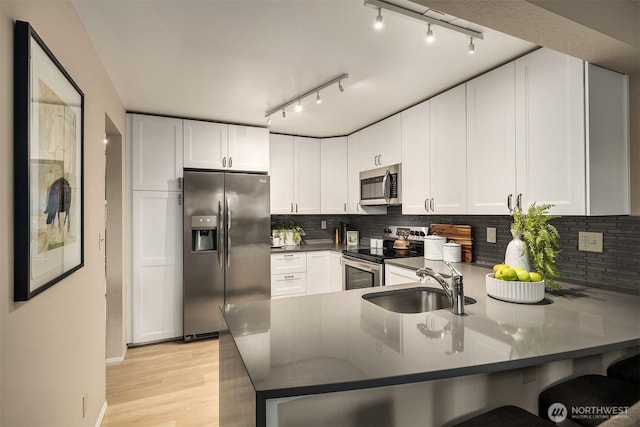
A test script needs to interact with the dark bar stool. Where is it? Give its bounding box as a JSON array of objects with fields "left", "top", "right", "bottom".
[
  {"left": 607, "top": 354, "right": 640, "bottom": 385},
  {"left": 453, "top": 405, "right": 555, "bottom": 426},
  {"left": 539, "top": 374, "right": 640, "bottom": 426}
]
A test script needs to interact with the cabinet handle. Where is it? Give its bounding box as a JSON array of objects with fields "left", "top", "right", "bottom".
[
  {"left": 178, "top": 194, "right": 182, "bottom": 206},
  {"left": 378, "top": 154, "right": 382, "bottom": 166},
  {"left": 424, "top": 199, "right": 429, "bottom": 212},
  {"left": 344, "top": 202, "right": 347, "bottom": 212},
  {"left": 516, "top": 193, "right": 522, "bottom": 210},
  {"left": 229, "top": 157, "right": 232, "bottom": 168},
  {"left": 295, "top": 203, "right": 298, "bottom": 213},
  {"left": 290, "top": 202, "right": 293, "bottom": 213},
  {"left": 284, "top": 275, "right": 294, "bottom": 280},
  {"left": 222, "top": 156, "right": 227, "bottom": 167},
  {"left": 507, "top": 194, "right": 513, "bottom": 212},
  {"left": 357, "top": 202, "right": 361, "bottom": 213},
  {"left": 284, "top": 253, "right": 294, "bottom": 258},
  {"left": 177, "top": 177, "right": 183, "bottom": 190},
  {"left": 430, "top": 198, "right": 434, "bottom": 212}
]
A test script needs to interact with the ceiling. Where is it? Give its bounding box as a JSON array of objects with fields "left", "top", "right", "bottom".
[{"left": 73, "top": 1, "right": 539, "bottom": 137}]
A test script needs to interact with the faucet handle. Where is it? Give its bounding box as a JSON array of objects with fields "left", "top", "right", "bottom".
[{"left": 444, "top": 261, "right": 462, "bottom": 278}]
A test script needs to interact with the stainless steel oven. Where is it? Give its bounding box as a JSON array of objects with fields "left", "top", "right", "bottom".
[{"left": 342, "top": 255, "right": 383, "bottom": 290}]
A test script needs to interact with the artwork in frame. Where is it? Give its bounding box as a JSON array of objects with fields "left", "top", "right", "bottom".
[
  {"left": 14, "top": 20, "right": 84, "bottom": 301},
  {"left": 346, "top": 231, "right": 359, "bottom": 247}
]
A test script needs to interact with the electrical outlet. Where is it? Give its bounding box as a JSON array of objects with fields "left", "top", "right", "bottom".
[
  {"left": 487, "top": 227, "right": 496, "bottom": 244},
  {"left": 321, "top": 220, "right": 327, "bottom": 230},
  {"left": 578, "top": 231, "right": 603, "bottom": 253}
]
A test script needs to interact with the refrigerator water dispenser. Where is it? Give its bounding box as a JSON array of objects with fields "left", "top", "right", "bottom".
[{"left": 191, "top": 216, "right": 217, "bottom": 252}]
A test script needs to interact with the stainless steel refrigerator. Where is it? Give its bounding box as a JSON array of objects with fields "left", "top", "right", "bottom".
[{"left": 183, "top": 169, "right": 270, "bottom": 340}]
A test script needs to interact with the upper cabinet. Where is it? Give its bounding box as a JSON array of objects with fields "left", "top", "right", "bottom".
[
  {"left": 183, "top": 119, "right": 269, "bottom": 172},
  {"left": 429, "top": 84, "right": 467, "bottom": 214},
  {"left": 131, "top": 114, "right": 183, "bottom": 192},
  {"left": 401, "top": 101, "right": 430, "bottom": 215},
  {"left": 347, "top": 132, "right": 362, "bottom": 214},
  {"left": 269, "top": 134, "right": 295, "bottom": 214},
  {"left": 321, "top": 137, "right": 348, "bottom": 214},
  {"left": 360, "top": 113, "right": 401, "bottom": 170}
]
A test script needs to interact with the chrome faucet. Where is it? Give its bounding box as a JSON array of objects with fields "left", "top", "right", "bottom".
[{"left": 416, "top": 261, "right": 465, "bottom": 315}]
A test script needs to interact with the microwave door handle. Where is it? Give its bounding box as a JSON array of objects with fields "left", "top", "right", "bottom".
[{"left": 382, "top": 169, "right": 391, "bottom": 202}]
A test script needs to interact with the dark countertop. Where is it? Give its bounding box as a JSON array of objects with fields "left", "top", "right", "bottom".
[
  {"left": 222, "top": 261, "right": 640, "bottom": 400},
  {"left": 270, "top": 239, "right": 346, "bottom": 254}
]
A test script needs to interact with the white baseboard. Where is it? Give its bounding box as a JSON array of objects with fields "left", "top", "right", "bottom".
[
  {"left": 106, "top": 347, "right": 127, "bottom": 364},
  {"left": 95, "top": 401, "right": 108, "bottom": 427}
]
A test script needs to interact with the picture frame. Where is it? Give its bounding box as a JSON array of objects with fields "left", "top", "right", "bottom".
[
  {"left": 346, "top": 230, "right": 359, "bottom": 247},
  {"left": 14, "top": 21, "right": 84, "bottom": 301}
]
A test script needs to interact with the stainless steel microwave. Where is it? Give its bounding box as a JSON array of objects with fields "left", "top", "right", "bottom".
[{"left": 360, "top": 164, "right": 401, "bottom": 206}]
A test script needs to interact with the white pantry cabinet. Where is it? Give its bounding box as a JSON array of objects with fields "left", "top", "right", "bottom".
[
  {"left": 321, "top": 137, "right": 348, "bottom": 214},
  {"left": 429, "top": 84, "right": 467, "bottom": 214},
  {"left": 401, "top": 100, "right": 431, "bottom": 215},
  {"left": 132, "top": 190, "right": 183, "bottom": 344},
  {"left": 131, "top": 114, "right": 183, "bottom": 192},
  {"left": 269, "top": 135, "right": 321, "bottom": 214},
  {"left": 466, "top": 62, "right": 516, "bottom": 214},
  {"left": 347, "top": 132, "right": 362, "bottom": 214},
  {"left": 183, "top": 120, "right": 268, "bottom": 172},
  {"left": 360, "top": 113, "right": 402, "bottom": 170}
]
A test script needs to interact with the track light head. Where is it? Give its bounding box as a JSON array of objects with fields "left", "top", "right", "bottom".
[
  {"left": 468, "top": 37, "right": 475, "bottom": 54},
  {"left": 426, "top": 24, "right": 434, "bottom": 43},
  {"left": 374, "top": 8, "right": 383, "bottom": 30},
  {"left": 316, "top": 91, "right": 322, "bottom": 104},
  {"left": 295, "top": 99, "right": 302, "bottom": 113},
  {"left": 282, "top": 109, "right": 286, "bottom": 118},
  {"left": 338, "top": 81, "right": 344, "bottom": 93},
  {"left": 266, "top": 116, "right": 271, "bottom": 125}
]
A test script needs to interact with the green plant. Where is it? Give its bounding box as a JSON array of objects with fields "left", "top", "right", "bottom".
[
  {"left": 511, "top": 203, "right": 561, "bottom": 290},
  {"left": 292, "top": 225, "right": 306, "bottom": 244}
]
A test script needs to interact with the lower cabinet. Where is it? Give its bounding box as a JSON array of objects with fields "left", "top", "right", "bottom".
[
  {"left": 385, "top": 265, "right": 419, "bottom": 286},
  {"left": 271, "top": 251, "right": 343, "bottom": 298},
  {"left": 330, "top": 252, "right": 344, "bottom": 292}
]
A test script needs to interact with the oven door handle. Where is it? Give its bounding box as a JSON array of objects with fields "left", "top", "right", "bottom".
[{"left": 342, "top": 256, "right": 381, "bottom": 274}]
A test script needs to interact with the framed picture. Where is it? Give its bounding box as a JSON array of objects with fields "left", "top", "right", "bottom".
[
  {"left": 346, "top": 231, "right": 359, "bottom": 247},
  {"left": 14, "top": 21, "right": 84, "bottom": 301}
]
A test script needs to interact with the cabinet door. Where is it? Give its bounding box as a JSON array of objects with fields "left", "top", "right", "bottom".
[
  {"left": 385, "top": 265, "right": 419, "bottom": 286},
  {"left": 515, "top": 48, "right": 585, "bottom": 215},
  {"left": 132, "top": 190, "right": 183, "bottom": 344},
  {"left": 227, "top": 125, "right": 269, "bottom": 172},
  {"left": 359, "top": 124, "right": 379, "bottom": 171},
  {"left": 330, "top": 252, "right": 343, "bottom": 292},
  {"left": 269, "top": 134, "right": 294, "bottom": 214},
  {"left": 307, "top": 251, "right": 331, "bottom": 295},
  {"left": 131, "top": 114, "right": 183, "bottom": 191},
  {"left": 271, "top": 273, "right": 307, "bottom": 298},
  {"left": 321, "top": 137, "right": 348, "bottom": 214},
  {"left": 271, "top": 252, "right": 306, "bottom": 274},
  {"left": 347, "top": 132, "right": 361, "bottom": 214},
  {"left": 430, "top": 84, "right": 467, "bottom": 214},
  {"left": 466, "top": 63, "right": 516, "bottom": 214},
  {"left": 293, "top": 137, "right": 321, "bottom": 214},
  {"left": 401, "top": 101, "right": 431, "bottom": 215},
  {"left": 376, "top": 113, "right": 402, "bottom": 167},
  {"left": 183, "top": 120, "right": 227, "bottom": 170}
]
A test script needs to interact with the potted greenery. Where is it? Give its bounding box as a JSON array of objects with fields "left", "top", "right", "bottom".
[
  {"left": 272, "top": 221, "right": 306, "bottom": 246},
  {"left": 510, "top": 203, "right": 561, "bottom": 290}
]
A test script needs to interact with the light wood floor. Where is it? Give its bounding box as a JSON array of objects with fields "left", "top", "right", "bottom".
[{"left": 102, "top": 339, "right": 219, "bottom": 427}]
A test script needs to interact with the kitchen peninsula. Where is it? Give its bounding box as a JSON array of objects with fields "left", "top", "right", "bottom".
[{"left": 220, "top": 262, "right": 640, "bottom": 427}]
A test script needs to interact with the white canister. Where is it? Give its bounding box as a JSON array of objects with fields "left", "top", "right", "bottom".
[
  {"left": 443, "top": 242, "right": 462, "bottom": 263},
  {"left": 425, "top": 235, "right": 446, "bottom": 260}
]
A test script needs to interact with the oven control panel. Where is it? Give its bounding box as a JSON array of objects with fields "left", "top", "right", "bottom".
[{"left": 382, "top": 226, "right": 429, "bottom": 241}]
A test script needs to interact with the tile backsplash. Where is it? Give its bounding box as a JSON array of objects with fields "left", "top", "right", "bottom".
[{"left": 273, "top": 207, "right": 640, "bottom": 294}]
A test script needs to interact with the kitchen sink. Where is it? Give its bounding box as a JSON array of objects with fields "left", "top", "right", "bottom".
[{"left": 362, "top": 287, "right": 476, "bottom": 314}]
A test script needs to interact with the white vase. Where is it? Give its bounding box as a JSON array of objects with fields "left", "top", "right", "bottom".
[{"left": 505, "top": 229, "right": 530, "bottom": 271}]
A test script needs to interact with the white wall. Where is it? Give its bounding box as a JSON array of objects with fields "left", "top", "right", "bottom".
[{"left": 0, "top": 1, "right": 125, "bottom": 426}]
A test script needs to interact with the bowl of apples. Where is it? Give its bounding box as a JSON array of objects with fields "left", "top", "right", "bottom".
[{"left": 486, "top": 264, "right": 545, "bottom": 304}]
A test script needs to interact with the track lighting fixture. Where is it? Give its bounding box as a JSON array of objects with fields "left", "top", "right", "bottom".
[
  {"left": 374, "top": 8, "right": 383, "bottom": 30},
  {"left": 426, "top": 24, "right": 434, "bottom": 43},
  {"left": 265, "top": 73, "right": 348, "bottom": 122},
  {"left": 468, "top": 37, "right": 475, "bottom": 54}
]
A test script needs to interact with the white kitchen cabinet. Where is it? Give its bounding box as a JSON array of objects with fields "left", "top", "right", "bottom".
[
  {"left": 347, "top": 132, "right": 362, "bottom": 214},
  {"left": 132, "top": 190, "right": 183, "bottom": 344},
  {"left": 307, "top": 251, "right": 332, "bottom": 295},
  {"left": 466, "top": 62, "right": 516, "bottom": 214},
  {"left": 271, "top": 253, "right": 307, "bottom": 298},
  {"left": 269, "top": 134, "right": 295, "bottom": 214},
  {"left": 184, "top": 120, "right": 268, "bottom": 172},
  {"left": 385, "top": 265, "right": 419, "bottom": 286},
  {"left": 360, "top": 113, "right": 402, "bottom": 170},
  {"left": 271, "top": 252, "right": 306, "bottom": 275},
  {"left": 227, "top": 124, "right": 269, "bottom": 172},
  {"left": 131, "top": 114, "right": 183, "bottom": 192},
  {"left": 330, "top": 252, "right": 343, "bottom": 292},
  {"left": 321, "top": 137, "right": 348, "bottom": 214},
  {"left": 293, "top": 137, "right": 321, "bottom": 214},
  {"left": 429, "top": 84, "right": 467, "bottom": 214},
  {"left": 401, "top": 101, "right": 431, "bottom": 215}
]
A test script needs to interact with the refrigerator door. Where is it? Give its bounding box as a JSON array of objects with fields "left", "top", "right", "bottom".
[
  {"left": 183, "top": 170, "right": 225, "bottom": 338},
  {"left": 224, "top": 174, "right": 271, "bottom": 306}
]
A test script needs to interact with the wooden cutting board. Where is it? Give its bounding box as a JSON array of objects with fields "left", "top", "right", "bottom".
[{"left": 428, "top": 224, "right": 473, "bottom": 262}]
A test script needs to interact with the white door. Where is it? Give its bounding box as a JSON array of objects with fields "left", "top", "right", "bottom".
[
  {"left": 306, "top": 251, "right": 331, "bottom": 295},
  {"left": 466, "top": 62, "right": 516, "bottom": 214},
  {"left": 375, "top": 113, "right": 402, "bottom": 168},
  {"left": 321, "top": 137, "right": 348, "bottom": 214},
  {"left": 430, "top": 84, "right": 467, "bottom": 214},
  {"left": 183, "top": 119, "right": 227, "bottom": 170},
  {"left": 347, "top": 132, "right": 361, "bottom": 214},
  {"left": 515, "top": 48, "right": 585, "bottom": 215},
  {"left": 131, "top": 114, "right": 183, "bottom": 191},
  {"left": 132, "top": 190, "right": 183, "bottom": 344},
  {"left": 227, "top": 125, "right": 269, "bottom": 172},
  {"left": 401, "top": 101, "right": 430, "bottom": 215},
  {"left": 293, "top": 137, "right": 321, "bottom": 214},
  {"left": 269, "top": 134, "right": 294, "bottom": 214}
]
